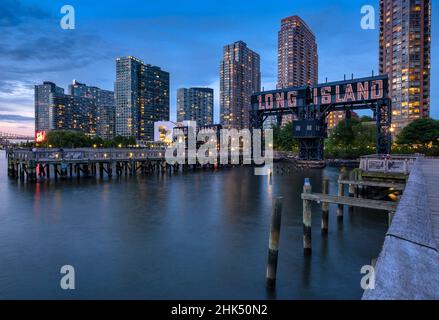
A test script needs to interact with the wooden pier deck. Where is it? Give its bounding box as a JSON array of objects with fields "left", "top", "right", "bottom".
[
  {"left": 338, "top": 179, "right": 406, "bottom": 190},
  {"left": 301, "top": 193, "right": 398, "bottom": 212},
  {"left": 420, "top": 158, "right": 439, "bottom": 249}
]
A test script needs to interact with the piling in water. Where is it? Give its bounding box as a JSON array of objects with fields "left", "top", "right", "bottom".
[
  {"left": 321, "top": 178, "right": 329, "bottom": 234},
  {"left": 303, "top": 178, "right": 312, "bottom": 255},
  {"left": 388, "top": 211, "right": 395, "bottom": 226},
  {"left": 266, "top": 196, "right": 283, "bottom": 288},
  {"left": 337, "top": 168, "right": 346, "bottom": 220}
]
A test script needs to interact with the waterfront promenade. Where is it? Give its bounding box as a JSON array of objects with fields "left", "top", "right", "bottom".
[
  {"left": 421, "top": 159, "right": 439, "bottom": 249},
  {"left": 363, "top": 158, "right": 439, "bottom": 300}
]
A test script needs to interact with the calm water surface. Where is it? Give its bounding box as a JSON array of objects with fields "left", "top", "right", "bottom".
[{"left": 0, "top": 150, "right": 387, "bottom": 299}]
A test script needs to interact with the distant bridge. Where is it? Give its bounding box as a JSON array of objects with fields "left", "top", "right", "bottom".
[{"left": 0, "top": 131, "right": 34, "bottom": 140}]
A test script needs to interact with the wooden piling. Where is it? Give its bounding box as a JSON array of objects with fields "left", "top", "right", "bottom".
[
  {"left": 348, "top": 170, "right": 355, "bottom": 213},
  {"left": 321, "top": 178, "right": 329, "bottom": 234},
  {"left": 266, "top": 196, "right": 283, "bottom": 288},
  {"left": 303, "top": 178, "right": 312, "bottom": 254},
  {"left": 337, "top": 168, "right": 346, "bottom": 220},
  {"left": 388, "top": 211, "right": 395, "bottom": 226}
]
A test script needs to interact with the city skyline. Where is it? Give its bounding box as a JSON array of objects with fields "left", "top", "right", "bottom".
[{"left": 0, "top": 0, "right": 438, "bottom": 136}]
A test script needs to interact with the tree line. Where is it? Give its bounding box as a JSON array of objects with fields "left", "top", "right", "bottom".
[
  {"left": 273, "top": 117, "right": 439, "bottom": 158},
  {"left": 39, "top": 130, "right": 137, "bottom": 148}
]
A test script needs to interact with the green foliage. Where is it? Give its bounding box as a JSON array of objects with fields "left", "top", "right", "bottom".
[
  {"left": 360, "top": 115, "right": 374, "bottom": 123},
  {"left": 396, "top": 118, "right": 439, "bottom": 146},
  {"left": 42, "top": 130, "right": 137, "bottom": 148},
  {"left": 272, "top": 122, "right": 298, "bottom": 152},
  {"left": 45, "top": 130, "right": 90, "bottom": 148},
  {"left": 394, "top": 118, "right": 439, "bottom": 156},
  {"left": 325, "top": 119, "right": 376, "bottom": 159}
]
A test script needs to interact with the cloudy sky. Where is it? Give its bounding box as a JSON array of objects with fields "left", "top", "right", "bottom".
[{"left": 0, "top": 0, "right": 437, "bottom": 136}]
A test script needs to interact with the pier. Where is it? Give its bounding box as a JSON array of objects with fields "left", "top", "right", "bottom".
[{"left": 6, "top": 148, "right": 181, "bottom": 182}]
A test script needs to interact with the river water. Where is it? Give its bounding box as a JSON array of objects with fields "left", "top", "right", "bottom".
[{"left": 0, "top": 150, "right": 387, "bottom": 299}]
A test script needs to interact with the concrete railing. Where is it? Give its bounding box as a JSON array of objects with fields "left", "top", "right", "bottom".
[
  {"left": 362, "top": 159, "right": 439, "bottom": 300},
  {"left": 359, "top": 154, "right": 422, "bottom": 175}
]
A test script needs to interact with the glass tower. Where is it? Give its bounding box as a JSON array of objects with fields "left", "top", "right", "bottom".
[{"left": 115, "top": 56, "right": 169, "bottom": 140}]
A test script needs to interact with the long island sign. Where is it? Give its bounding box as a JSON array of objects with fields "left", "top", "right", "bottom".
[{"left": 251, "top": 75, "right": 389, "bottom": 110}]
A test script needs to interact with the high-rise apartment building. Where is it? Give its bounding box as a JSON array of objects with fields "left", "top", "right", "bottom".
[
  {"left": 177, "top": 87, "right": 214, "bottom": 126},
  {"left": 220, "top": 41, "right": 261, "bottom": 129},
  {"left": 277, "top": 15, "right": 318, "bottom": 89},
  {"left": 49, "top": 94, "right": 97, "bottom": 135},
  {"left": 35, "top": 80, "right": 115, "bottom": 139},
  {"left": 35, "top": 82, "right": 64, "bottom": 132},
  {"left": 69, "top": 80, "right": 116, "bottom": 139},
  {"left": 379, "top": 0, "right": 431, "bottom": 133},
  {"left": 69, "top": 80, "right": 115, "bottom": 107},
  {"left": 115, "top": 56, "right": 170, "bottom": 141},
  {"left": 277, "top": 16, "right": 318, "bottom": 126},
  {"left": 327, "top": 111, "right": 359, "bottom": 130}
]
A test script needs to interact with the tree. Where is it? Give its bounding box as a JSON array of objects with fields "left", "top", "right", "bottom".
[
  {"left": 396, "top": 118, "right": 439, "bottom": 147},
  {"left": 45, "top": 130, "right": 90, "bottom": 148},
  {"left": 325, "top": 119, "right": 376, "bottom": 159},
  {"left": 360, "top": 115, "right": 374, "bottom": 123},
  {"left": 272, "top": 122, "right": 298, "bottom": 152},
  {"left": 42, "top": 130, "right": 138, "bottom": 148},
  {"left": 394, "top": 118, "right": 439, "bottom": 156}
]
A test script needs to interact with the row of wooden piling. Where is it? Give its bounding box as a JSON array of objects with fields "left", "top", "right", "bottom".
[
  {"left": 7, "top": 157, "right": 221, "bottom": 182},
  {"left": 266, "top": 168, "right": 388, "bottom": 288}
]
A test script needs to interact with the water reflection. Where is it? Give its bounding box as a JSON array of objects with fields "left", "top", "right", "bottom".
[{"left": 0, "top": 151, "right": 388, "bottom": 299}]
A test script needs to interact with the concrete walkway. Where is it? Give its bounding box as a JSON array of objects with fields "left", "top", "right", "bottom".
[
  {"left": 363, "top": 157, "right": 439, "bottom": 300},
  {"left": 420, "top": 158, "right": 439, "bottom": 249}
]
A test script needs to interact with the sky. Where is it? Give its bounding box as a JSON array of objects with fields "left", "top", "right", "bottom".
[{"left": 0, "top": 0, "right": 437, "bottom": 136}]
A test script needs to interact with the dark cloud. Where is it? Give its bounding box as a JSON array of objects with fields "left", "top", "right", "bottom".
[
  {"left": 0, "top": 114, "right": 34, "bottom": 122},
  {"left": 0, "top": 0, "right": 50, "bottom": 27}
]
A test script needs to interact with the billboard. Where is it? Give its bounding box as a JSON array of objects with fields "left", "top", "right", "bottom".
[
  {"left": 251, "top": 75, "right": 389, "bottom": 111},
  {"left": 313, "top": 75, "right": 388, "bottom": 106}
]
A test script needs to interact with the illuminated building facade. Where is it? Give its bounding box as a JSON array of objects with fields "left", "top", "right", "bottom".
[
  {"left": 177, "top": 87, "right": 214, "bottom": 126},
  {"left": 68, "top": 80, "right": 116, "bottom": 140},
  {"left": 277, "top": 15, "right": 318, "bottom": 125},
  {"left": 35, "top": 80, "right": 115, "bottom": 138},
  {"left": 277, "top": 15, "right": 318, "bottom": 89},
  {"left": 379, "top": 0, "right": 431, "bottom": 133},
  {"left": 326, "top": 111, "right": 359, "bottom": 130},
  {"left": 49, "top": 94, "right": 97, "bottom": 136},
  {"left": 220, "top": 41, "right": 261, "bottom": 129},
  {"left": 115, "top": 56, "right": 170, "bottom": 141},
  {"left": 35, "top": 82, "right": 64, "bottom": 132}
]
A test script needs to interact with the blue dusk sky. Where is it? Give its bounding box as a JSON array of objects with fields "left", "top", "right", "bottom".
[{"left": 0, "top": 0, "right": 437, "bottom": 135}]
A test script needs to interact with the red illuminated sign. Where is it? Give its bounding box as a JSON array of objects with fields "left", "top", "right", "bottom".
[{"left": 35, "top": 131, "right": 46, "bottom": 143}]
